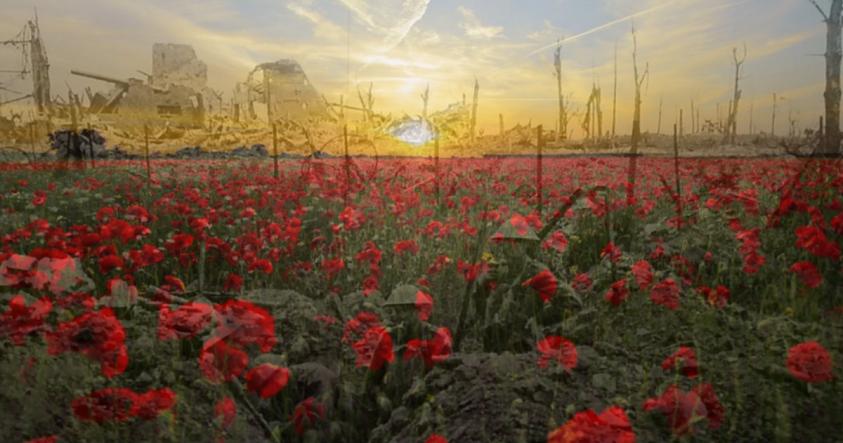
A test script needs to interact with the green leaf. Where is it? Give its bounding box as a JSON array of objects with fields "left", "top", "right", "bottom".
[{"left": 591, "top": 373, "right": 616, "bottom": 393}]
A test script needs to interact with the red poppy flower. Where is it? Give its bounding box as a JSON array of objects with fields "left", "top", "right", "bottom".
[
  {"left": 100, "top": 219, "right": 140, "bottom": 244},
  {"left": 0, "top": 295, "right": 52, "bottom": 345},
  {"left": 199, "top": 340, "right": 249, "bottom": 383},
  {"left": 248, "top": 258, "right": 273, "bottom": 275},
  {"left": 457, "top": 260, "right": 489, "bottom": 283},
  {"left": 394, "top": 239, "right": 420, "bottom": 256},
  {"left": 542, "top": 230, "right": 568, "bottom": 253},
  {"left": 72, "top": 387, "right": 138, "bottom": 423},
  {"left": 98, "top": 254, "right": 124, "bottom": 274},
  {"left": 158, "top": 302, "right": 214, "bottom": 340},
  {"left": 735, "top": 228, "right": 765, "bottom": 274},
  {"left": 697, "top": 285, "right": 730, "bottom": 309},
  {"left": 789, "top": 261, "right": 822, "bottom": 289},
  {"left": 46, "top": 308, "right": 128, "bottom": 378},
  {"left": 650, "top": 278, "right": 680, "bottom": 310},
  {"left": 786, "top": 341, "right": 834, "bottom": 383},
  {"left": 650, "top": 244, "right": 665, "bottom": 260},
  {"left": 190, "top": 217, "right": 210, "bottom": 234},
  {"left": 572, "top": 273, "right": 592, "bottom": 292},
  {"left": 214, "top": 397, "right": 237, "bottom": 429},
  {"left": 795, "top": 225, "right": 841, "bottom": 260},
  {"left": 165, "top": 233, "right": 194, "bottom": 255},
  {"left": 161, "top": 275, "right": 186, "bottom": 293},
  {"left": 415, "top": 290, "right": 434, "bottom": 321},
  {"left": 427, "top": 255, "right": 451, "bottom": 275},
  {"left": 292, "top": 397, "right": 326, "bottom": 435},
  {"left": 133, "top": 388, "right": 177, "bottom": 420},
  {"left": 691, "top": 383, "right": 724, "bottom": 430},
  {"left": 643, "top": 385, "right": 707, "bottom": 436},
  {"left": 24, "top": 436, "right": 57, "bottom": 443},
  {"left": 128, "top": 244, "right": 165, "bottom": 268},
  {"left": 741, "top": 251, "right": 765, "bottom": 275},
  {"left": 321, "top": 257, "right": 345, "bottom": 281},
  {"left": 355, "top": 241, "right": 383, "bottom": 269},
  {"left": 661, "top": 347, "right": 699, "bottom": 378},
  {"left": 522, "top": 269, "right": 558, "bottom": 303},
  {"left": 213, "top": 299, "right": 276, "bottom": 352},
  {"left": 342, "top": 311, "right": 381, "bottom": 343},
  {"left": 536, "top": 335, "right": 577, "bottom": 370},
  {"left": 404, "top": 327, "right": 452, "bottom": 369},
  {"left": 832, "top": 212, "right": 843, "bottom": 235},
  {"left": 223, "top": 273, "right": 244, "bottom": 293},
  {"left": 339, "top": 206, "right": 365, "bottom": 230},
  {"left": 425, "top": 435, "right": 448, "bottom": 443},
  {"left": 244, "top": 363, "right": 291, "bottom": 398},
  {"left": 362, "top": 274, "right": 380, "bottom": 296},
  {"left": 600, "top": 242, "right": 622, "bottom": 263},
  {"left": 32, "top": 190, "right": 47, "bottom": 207},
  {"left": 604, "top": 279, "right": 629, "bottom": 306},
  {"left": 631, "top": 259, "right": 653, "bottom": 290},
  {"left": 547, "top": 406, "right": 635, "bottom": 443},
  {"left": 352, "top": 325, "right": 394, "bottom": 371}
]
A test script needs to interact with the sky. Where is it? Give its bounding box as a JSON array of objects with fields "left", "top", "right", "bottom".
[{"left": 0, "top": 0, "right": 833, "bottom": 137}]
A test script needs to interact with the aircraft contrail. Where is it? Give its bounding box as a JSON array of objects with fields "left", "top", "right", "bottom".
[{"left": 527, "top": 0, "right": 687, "bottom": 57}]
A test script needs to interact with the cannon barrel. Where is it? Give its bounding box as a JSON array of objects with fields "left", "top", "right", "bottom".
[{"left": 70, "top": 70, "right": 129, "bottom": 88}]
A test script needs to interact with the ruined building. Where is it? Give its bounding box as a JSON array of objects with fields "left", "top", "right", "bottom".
[
  {"left": 151, "top": 43, "right": 219, "bottom": 116},
  {"left": 72, "top": 43, "right": 208, "bottom": 129},
  {"left": 233, "top": 60, "right": 328, "bottom": 123}
]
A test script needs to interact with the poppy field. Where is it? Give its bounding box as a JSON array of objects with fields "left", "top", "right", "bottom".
[{"left": 0, "top": 156, "right": 841, "bottom": 443}]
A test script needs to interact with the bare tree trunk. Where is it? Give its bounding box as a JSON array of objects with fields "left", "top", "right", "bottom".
[
  {"left": 690, "top": 100, "right": 695, "bottom": 133},
  {"left": 421, "top": 83, "right": 430, "bottom": 119},
  {"left": 717, "top": 103, "right": 721, "bottom": 132},
  {"left": 597, "top": 87, "right": 603, "bottom": 139},
  {"left": 657, "top": 97, "right": 663, "bottom": 135},
  {"left": 28, "top": 20, "right": 52, "bottom": 116},
  {"left": 470, "top": 78, "right": 479, "bottom": 143},
  {"left": 628, "top": 25, "right": 648, "bottom": 202},
  {"left": 696, "top": 108, "right": 701, "bottom": 135},
  {"left": 749, "top": 102, "right": 754, "bottom": 135},
  {"left": 612, "top": 41, "right": 618, "bottom": 139},
  {"left": 772, "top": 93, "right": 777, "bottom": 137},
  {"left": 822, "top": 0, "right": 842, "bottom": 154},
  {"left": 725, "top": 45, "right": 747, "bottom": 145},
  {"left": 554, "top": 40, "right": 567, "bottom": 142}
]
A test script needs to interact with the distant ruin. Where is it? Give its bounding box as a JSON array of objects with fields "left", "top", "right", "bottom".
[{"left": 234, "top": 60, "right": 329, "bottom": 123}]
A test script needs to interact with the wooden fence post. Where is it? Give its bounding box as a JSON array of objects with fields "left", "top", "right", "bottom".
[
  {"left": 343, "top": 125, "right": 351, "bottom": 207},
  {"left": 434, "top": 136, "right": 440, "bottom": 205},
  {"left": 673, "top": 124, "right": 682, "bottom": 230},
  {"left": 144, "top": 124, "right": 151, "bottom": 186},
  {"left": 88, "top": 122, "right": 95, "bottom": 168},
  {"left": 537, "top": 125, "right": 544, "bottom": 215},
  {"left": 272, "top": 123, "right": 279, "bottom": 179}
]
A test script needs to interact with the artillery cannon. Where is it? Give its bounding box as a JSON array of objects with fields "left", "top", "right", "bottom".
[{"left": 69, "top": 68, "right": 205, "bottom": 128}]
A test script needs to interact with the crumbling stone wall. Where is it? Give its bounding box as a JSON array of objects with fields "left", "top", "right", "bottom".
[
  {"left": 233, "top": 60, "right": 329, "bottom": 123},
  {"left": 152, "top": 43, "right": 207, "bottom": 91}
]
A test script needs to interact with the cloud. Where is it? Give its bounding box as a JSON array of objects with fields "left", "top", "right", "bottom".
[
  {"left": 458, "top": 6, "right": 504, "bottom": 39},
  {"left": 527, "top": 20, "right": 564, "bottom": 42},
  {"left": 286, "top": 3, "right": 345, "bottom": 40},
  {"left": 337, "top": 0, "right": 431, "bottom": 50}
]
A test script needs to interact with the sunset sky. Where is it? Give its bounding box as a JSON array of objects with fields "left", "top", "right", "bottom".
[{"left": 0, "top": 0, "right": 832, "bottom": 137}]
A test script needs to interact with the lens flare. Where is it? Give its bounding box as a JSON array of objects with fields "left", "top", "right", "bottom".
[{"left": 388, "top": 117, "right": 436, "bottom": 147}]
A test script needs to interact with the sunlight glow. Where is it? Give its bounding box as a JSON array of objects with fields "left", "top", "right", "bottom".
[{"left": 388, "top": 117, "right": 436, "bottom": 146}]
